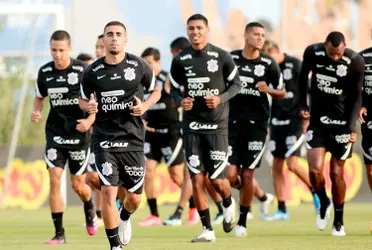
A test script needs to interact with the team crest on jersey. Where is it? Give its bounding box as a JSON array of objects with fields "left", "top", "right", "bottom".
[
  {"left": 336, "top": 65, "right": 347, "bottom": 77},
  {"left": 283, "top": 68, "right": 292, "bottom": 80},
  {"left": 188, "top": 155, "right": 200, "bottom": 167},
  {"left": 254, "top": 64, "right": 265, "bottom": 77},
  {"left": 67, "top": 72, "right": 79, "bottom": 85},
  {"left": 124, "top": 67, "right": 136, "bottom": 81},
  {"left": 102, "top": 162, "right": 113, "bottom": 176},
  {"left": 207, "top": 59, "right": 218, "bottom": 73},
  {"left": 47, "top": 148, "right": 57, "bottom": 161}
]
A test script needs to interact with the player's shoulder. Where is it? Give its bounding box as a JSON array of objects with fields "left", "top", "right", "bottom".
[
  {"left": 207, "top": 43, "right": 229, "bottom": 57},
  {"left": 70, "top": 58, "right": 87, "bottom": 72},
  {"left": 230, "top": 50, "right": 242, "bottom": 60},
  {"left": 86, "top": 58, "right": 105, "bottom": 74},
  {"left": 126, "top": 52, "right": 152, "bottom": 71},
  {"left": 38, "top": 61, "right": 54, "bottom": 74},
  {"left": 343, "top": 48, "right": 363, "bottom": 64},
  {"left": 260, "top": 53, "right": 276, "bottom": 66},
  {"left": 173, "top": 46, "right": 193, "bottom": 63},
  {"left": 158, "top": 70, "right": 168, "bottom": 81},
  {"left": 305, "top": 43, "right": 326, "bottom": 56},
  {"left": 359, "top": 47, "right": 372, "bottom": 58}
]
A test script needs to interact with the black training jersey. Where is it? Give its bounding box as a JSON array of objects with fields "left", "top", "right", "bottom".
[
  {"left": 80, "top": 54, "right": 156, "bottom": 153},
  {"left": 35, "top": 59, "right": 89, "bottom": 149},
  {"left": 360, "top": 47, "right": 372, "bottom": 122},
  {"left": 144, "top": 70, "right": 180, "bottom": 131},
  {"left": 170, "top": 43, "right": 241, "bottom": 134},
  {"left": 229, "top": 50, "right": 283, "bottom": 123},
  {"left": 299, "top": 43, "right": 364, "bottom": 133},
  {"left": 270, "top": 54, "right": 302, "bottom": 121}
]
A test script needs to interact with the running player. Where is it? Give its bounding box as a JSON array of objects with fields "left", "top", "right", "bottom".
[
  {"left": 31, "top": 30, "right": 98, "bottom": 244},
  {"left": 299, "top": 31, "right": 364, "bottom": 236},
  {"left": 170, "top": 14, "right": 241, "bottom": 242},
  {"left": 80, "top": 21, "right": 161, "bottom": 249},
  {"left": 263, "top": 40, "right": 320, "bottom": 220},
  {"left": 227, "top": 22, "right": 285, "bottom": 237}
]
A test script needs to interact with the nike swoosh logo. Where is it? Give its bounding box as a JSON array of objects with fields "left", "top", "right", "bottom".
[
  {"left": 316, "top": 64, "right": 325, "bottom": 68},
  {"left": 214, "top": 161, "right": 223, "bottom": 169},
  {"left": 109, "top": 234, "right": 118, "bottom": 238},
  {"left": 184, "top": 66, "right": 193, "bottom": 70},
  {"left": 46, "top": 77, "right": 54, "bottom": 81},
  {"left": 97, "top": 75, "right": 106, "bottom": 79}
]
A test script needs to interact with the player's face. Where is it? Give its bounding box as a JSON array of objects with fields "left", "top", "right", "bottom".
[
  {"left": 50, "top": 39, "right": 71, "bottom": 66},
  {"left": 187, "top": 20, "right": 209, "bottom": 46},
  {"left": 245, "top": 27, "right": 265, "bottom": 50},
  {"left": 103, "top": 25, "right": 127, "bottom": 55},
  {"left": 142, "top": 55, "right": 161, "bottom": 73},
  {"left": 325, "top": 42, "right": 345, "bottom": 61},
  {"left": 95, "top": 38, "right": 105, "bottom": 58}
]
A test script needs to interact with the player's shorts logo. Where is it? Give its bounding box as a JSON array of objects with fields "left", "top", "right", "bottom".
[
  {"left": 210, "top": 151, "right": 226, "bottom": 161},
  {"left": 188, "top": 155, "right": 200, "bottom": 167},
  {"left": 283, "top": 68, "right": 292, "bottom": 80},
  {"left": 335, "top": 134, "right": 350, "bottom": 144},
  {"left": 102, "top": 162, "right": 113, "bottom": 176},
  {"left": 306, "top": 130, "right": 314, "bottom": 142},
  {"left": 47, "top": 148, "right": 57, "bottom": 161},
  {"left": 269, "top": 140, "right": 276, "bottom": 152}
]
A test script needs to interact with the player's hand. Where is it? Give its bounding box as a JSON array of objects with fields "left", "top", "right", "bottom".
[
  {"left": 130, "top": 96, "right": 148, "bottom": 116},
  {"left": 143, "top": 120, "right": 156, "bottom": 132},
  {"left": 87, "top": 94, "right": 98, "bottom": 114},
  {"left": 204, "top": 95, "right": 221, "bottom": 109},
  {"left": 76, "top": 119, "right": 93, "bottom": 132},
  {"left": 31, "top": 110, "right": 42, "bottom": 123},
  {"left": 181, "top": 97, "right": 194, "bottom": 111},
  {"left": 349, "top": 132, "right": 357, "bottom": 143},
  {"left": 299, "top": 110, "right": 310, "bottom": 119},
  {"left": 303, "top": 119, "right": 310, "bottom": 133},
  {"left": 358, "top": 107, "right": 367, "bottom": 124},
  {"left": 256, "top": 81, "right": 270, "bottom": 93}
]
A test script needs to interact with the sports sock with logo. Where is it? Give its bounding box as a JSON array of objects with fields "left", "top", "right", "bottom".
[
  {"left": 198, "top": 209, "right": 213, "bottom": 231},
  {"left": 316, "top": 188, "right": 330, "bottom": 207},
  {"left": 222, "top": 194, "right": 232, "bottom": 208},
  {"left": 83, "top": 198, "right": 94, "bottom": 212},
  {"left": 216, "top": 201, "right": 223, "bottom": 215},
  {"left": 105, "top": 227, "right": 121, "bottom": 249},
  {"left": 120, "top": 206, "right": 132, "bottom": 221},
  {"left": 333, "top": 203, "right": 344, "bottom": 226},
  {"left": 51, "top": 212, "right": 64, "bottom": 235},
  {"left": 237, "top": 206, "right": 250, "bottom": 228},
  {"left": 147, "top": 198, "right": 159, "bottom": 217},
  {"left": 172, "top": 205, "right": 184, "bottom": 219}
]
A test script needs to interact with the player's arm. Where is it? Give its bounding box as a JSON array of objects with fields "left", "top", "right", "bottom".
[
  {"left": 260, "top": 60, "right": 286, "bottom": 100},
  {"left": 79, "top": 69, "right": 98, "bottom": 115},
  {"left": 359, "top": 54, "right": 368, "bottom": 123},
  {"left": 170, "top": 57, "right": 185, "bottom": 105},
  {"left": 218, "top": 53, "right": 241, "bottom": 103},
  {"left": 31, "top": 70, "right": 48, "bottom": 123},
  {"left": 345, "top": 55, "right": 364, "bottom": 133},
  {"left": 298, "top": 46, "right": 313, "bottom": 118}
]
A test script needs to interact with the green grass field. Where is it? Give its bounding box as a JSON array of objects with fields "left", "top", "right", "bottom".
[{"left": 1, "top": 204, "right": 372, "bottom": 250}]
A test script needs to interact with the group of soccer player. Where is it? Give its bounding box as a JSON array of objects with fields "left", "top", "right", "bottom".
[{"left": 31, "top": 11, "right": 372, "bottom": 250}]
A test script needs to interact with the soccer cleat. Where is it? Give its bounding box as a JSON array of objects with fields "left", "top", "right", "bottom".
[
  {"left": 222, "top": 197, "right": 237, "bottom": 233},
  {"left": 331, "top": 224, "right": 346, "bottom": 236},
  {"left": 211, "top": 213, "right": 224, "bottom": 225},
  {"left": 259, "top": 193, "right": 274, "bottom": 217},
  {"left": 137, "top": 215, "right": 162, "bottom": 227},
  {"left": 45, "top": 234, "right": 66, "bottom": 245},
  {"left": 246, "top": 212, "right": 254, "bottom": 221},
  {"left": 234, "top": 225, "right": 247, "bottom": 237},
  {"left": 316, "top": 199, "right": 332, "bottom": 230},
  {"left": 118, "top": 217, "right": 132, "bottom": 245},
  {"left": 85, "top": 209, "right": 98, "bottom": 236},
  {"left": 163, "top": 215, "right": 182, "bottom": 226},
  {"left": 191, "top": 227, "right": 216, "bottom": 242},
  {"left": 264, "top": 210, "right": 290, "bottom": 221},
  {"left": 313, "top": 193, "right": 321, "bottom": 213},
  {"left": 187, "top": 208, "right": 199, "bottom": 225}
]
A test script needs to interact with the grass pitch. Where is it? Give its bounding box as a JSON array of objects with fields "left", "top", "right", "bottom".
[{"left": 1, "top": 203, "right": 372, "bottom": 249}]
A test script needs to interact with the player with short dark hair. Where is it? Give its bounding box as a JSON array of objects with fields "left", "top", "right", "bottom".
[
  {"left": 299, "top": 31, "right": 364, "bottom": 236},
  {"left": 31, "top": 30, "right": 98, "bottom": 245},
  {"left": 79, "top": 21, "right": 161, "bottom": 250},
  {"left": 170, "top": 14, "right": 241, "bottom": 242},
  {"left": 262, "top": 40, "right": 320, "bottom": 220},
  {"left": 77, "top": 53, "right": 94, "bottom": 64},
  {"left": 226, "top": 22, "right": 285, "bottom": 237}
]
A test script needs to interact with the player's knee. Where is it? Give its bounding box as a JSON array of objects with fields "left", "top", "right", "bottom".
[
  {"left": 309, "top": 167, "right": 322, "bottom": 178},
  {"left": 225, "top": 170, "right": 237, "bottom": 185},
  {"left": 210, "top": 179, "right": 224, "bottom": 193},
  {"left": 330, "top": 166, "right": 344, "bottom": 180},
  {"left": 365, "top": 165, "right": 372, "bottom": 177},
  {"left": 71, "top": 177, "right": 84, "bottom": 195},
  {"left": 49, "top": 176, "right": 62, "bottom": 192},
  {"left": 126, "top": 193, "right": 141, "bottom": 208},
  {"left": 241, "top": 169, "right": 254, "bottom": 181}
]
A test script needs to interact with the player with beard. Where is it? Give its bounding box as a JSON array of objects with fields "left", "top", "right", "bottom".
[
  {"left": 32, "top": 30, "right": 98, "bottom": 244},
  {"left": 226, "top": 22, "right": 285, "bottom": 237},
  {"left": 299, "top": 32, "right": 363, "bottom": 236},
  {"left": 262, "top": 40, "right": 320, "bottom": 220},
  {"left": 170, "top": 14, "right": 241, "bottom": 242},
  {"left": 80, "top": 21, "right": 161, "bottom": 249}
]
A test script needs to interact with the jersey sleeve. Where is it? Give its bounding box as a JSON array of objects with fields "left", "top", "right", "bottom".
[
  {"left": 267, "top": 60, "right": 283, "bottom": 89},
  {"left": 141, "top": 60, "right": 156, "bottom": 91},
  {"left": 219, "top": 52, "right": 241, "bottom": 103},
  {"left": 80, "top": 68, "right": 94, "bottom": 100},
  {"left": 35, "top": 69, "right": 48, "bottom": 98},
  {"left": 298, "top": 45, "right": 314, "bottom": 111},
  {"left": 170, "top": 57, "right": 184, "bottom": 105},
  {"left": 345, "top": 55, "right": 364, "bottom": 133}
]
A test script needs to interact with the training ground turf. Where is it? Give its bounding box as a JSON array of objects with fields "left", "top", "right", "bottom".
[{"left": 1, "top": 203, "right": 372, "bottom": 249}]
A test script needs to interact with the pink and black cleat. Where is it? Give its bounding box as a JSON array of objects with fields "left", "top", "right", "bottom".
[
  {"left": 85, "top": 214, "right": 98, "bottom": 236},
  {"left": 45, "top": 234, "right": 66, "bottom": 245}
]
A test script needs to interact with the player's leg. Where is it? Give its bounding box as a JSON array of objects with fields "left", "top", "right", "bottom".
[
  {"left": 361, "top": 126, "right": 372, "bottom": 192},
  {"left": 306, "top": 127, "right": 332, "bottom": 231},
  {"left": 44, "top": 148, "right": 67, "bottom": 244},
  {"left": 185, "top": 133, "right": 215, "bottom": 242},
  {"left": 138, "top": 137, "right": 162, "bottom": 226},
  {"left": 206, "top": 134, "right": 236, "bottom": 234},
  {"left": 118, "top": 151, "right": 146, "bottom": 246},
  {"left": 236, "top": 123, "right": 267, "bottom": 237},
  {"left": 253, "top": 178, "right": 274, "bottom": 219},
  {"left": 205, "top": 177, "right": 224, "bottom": 225},
  {"left": 68, "top": 148, "right": 98, "bottom": 236},
  {"left": 95, "top": 152, "right": 122, "bottom": 250}
]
